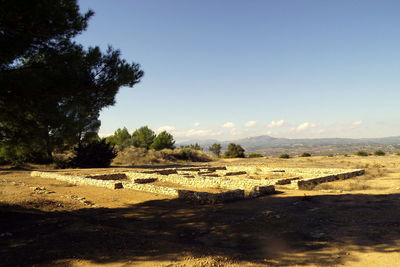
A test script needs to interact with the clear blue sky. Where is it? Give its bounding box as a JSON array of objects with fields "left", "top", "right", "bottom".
[{"left": 76, "top": 0, "right": 400, "bottom": 141}]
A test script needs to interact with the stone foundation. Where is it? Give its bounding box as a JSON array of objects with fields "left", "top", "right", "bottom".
[
  {"left": 31, "top": 166, "right": 365, "bottom": 203},
  {"left": 178, "top": 189, "right": 245, "bottom": 203},
  {"left": 296, "top": 169, "right": 365, "bottom": 189}
]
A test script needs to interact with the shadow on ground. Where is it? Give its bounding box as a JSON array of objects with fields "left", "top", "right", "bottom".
[{"left": 1, "top": 193, "right": 400, "bottom": 266}]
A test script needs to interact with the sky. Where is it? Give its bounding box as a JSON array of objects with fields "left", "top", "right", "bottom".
[{"left": 76, "top": 0, "right": 400, "bottom": 141}]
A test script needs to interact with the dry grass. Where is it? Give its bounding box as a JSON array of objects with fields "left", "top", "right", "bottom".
[{"left": 113, "top": 147, "right": 211, "bottom": 165}]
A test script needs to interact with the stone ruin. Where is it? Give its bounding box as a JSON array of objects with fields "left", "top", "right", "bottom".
[{"left": 31, "top": 166, "right": 364, "bottom": 204}]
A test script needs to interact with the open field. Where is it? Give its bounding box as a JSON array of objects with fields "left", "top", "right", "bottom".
[{"left": 1, "top": 155, "right": 400, "bottom": 266}]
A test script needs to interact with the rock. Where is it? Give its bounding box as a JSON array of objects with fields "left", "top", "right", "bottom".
[
  {"left": 0, "top": 232, "right": 13, "bottom": 237},
  {"left": 114, "top": 182, "right": 124, "bottom": 189},
  {"left": 133, "top": 178, "right": 157, "bottom": 184},
  {"left": 83, "top": 200, "right": 94, "bottom": 206},
  {"left": 248, "top": 185, "right": 275, "bottom": 198},
  {"left": 225, "top": 171, "right": 247, "bottom": 176},
  {"left": 262, "top": 210, "right": 274, "bottom": 216}
]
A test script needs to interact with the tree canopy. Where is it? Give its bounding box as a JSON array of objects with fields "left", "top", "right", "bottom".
[
  {"left": 209, "top": 143, "right": 222, "bottom": 157},
  {"left": 0, "top": 0, "right": 143, "bottom": 163},
  {"left": 132, "top": 126, "right": 156, "bottom": 150},
  {"left": 106, "top": 127, "right": 132, "bottom": 150},
  {"left": 150, "top": 131, "right": 175, "bottom": 150},
  {"left": 224, "top": 143, "right": 245, "bottom": 158}
]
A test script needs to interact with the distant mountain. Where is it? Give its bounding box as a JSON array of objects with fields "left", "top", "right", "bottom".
[
  {"left": 177, "top": 139, "right": 229, "bottom": 148},
  {"left": 177, "top": 135, "right": 400, "bottom": 155}
]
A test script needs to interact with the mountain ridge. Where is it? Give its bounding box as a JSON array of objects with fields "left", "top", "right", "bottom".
[{"left": 177, "top": 135, "right": 400, "bottom": 155}]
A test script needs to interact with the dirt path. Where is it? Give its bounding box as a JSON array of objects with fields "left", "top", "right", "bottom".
[{"left": 1, "top": 156, "right": 400, "bottom": 266}]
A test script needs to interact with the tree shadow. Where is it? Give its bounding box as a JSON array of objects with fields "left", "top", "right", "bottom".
[{"left": 1, "top": 192, "right": 400, "bottom": 266}]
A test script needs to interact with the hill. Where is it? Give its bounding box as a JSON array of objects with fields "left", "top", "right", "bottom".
[{"left": 177, "top": 135, "right": 400, "bottom": 156}]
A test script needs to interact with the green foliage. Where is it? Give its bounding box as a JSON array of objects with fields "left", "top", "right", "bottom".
[
  {"left": 150, "top": 131, "right": 175, "bottom": 150},
  {"left": 356, "top": 151, "right": 369, "bottom": 157},
  {"left": 279, "top": 153, "right": 290, "bottom": 159},
  {"left": 300, "top": 152, "right": 311, "bottom": 157},
  {"left": 0, "top": 0, "right": 143, "bottom": 163},
  {"left": 0, "top": 142, "right": 49, "bottom": 165},
  {"left": 208, "top": 143, "right": 222, "bottom": 157},
  {"left": 175, "top": 148, "right": 210, "bottom": 162},
  {"left": 71, "top": 139, "right": 116, "bottom": 168},
  {"left": 247, "top": 153, "right": 263, "bottom": 158},
  {"left": 180, "top": 143, "right": 203, "bottom": 151},
  {"left": 0, "top": 0, "right": 93, "bottom": 68},
  {"left": 106, "top": 127, "right": 132, "bottom": 150},
  {"left": 224, "top": 143, "right": 245, "bottom": 158},
  {"left": 113, "top": 147, "right": 211, "bottom": 165},
  {"left": 131, "top": 126, "right": 155, "bottom": 150},
  {"left": 374, "top": 150, "right": 386, "bottom": 156}
]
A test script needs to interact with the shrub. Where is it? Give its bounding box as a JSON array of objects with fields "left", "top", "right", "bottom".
[
  {"left": 279, "top": 153, "right": 290, "bottom": 159},
  {"left": 300, "top": 152, "right": 311, "bottom": 157},
  {"left": 131, "top": 126, "right": 156, "bottom": 150},
  {"left": 175, "top": 148, "right": 210, "bottom": 162},
  {"left": 209, "top": 143, "right": 222, "bottom": 157},
  {"left": 105, "top": 127, "right": 132, "bottom": 150},
  {"left": 53, "top": 152, "right": 75, "bottom": 169},
  {"left": 150, "top": 131, "right": 175, "bottom": 150},
  {"left": 374, "top": 150, "right": 385, "bottom": 156},
  {"left": 180, "top": 143, "right": 202, "bottom": 151},
  {"left": 356, "top": 151, "right": 369, "bottom": 157},
  {"left": 113, "top": 147, "right": 211, "bottom": 165},
  {"left": 72, "top": 139, "right": 117, "bottom": 168},
  {"left": 327, "top": 154, "right": 334, "bottom": 157},
  {"left": 248, "top": 153, "right": 263, "bottom": 158},
  {"left": 224, "top": 143, "right": 245, "bottom": 158}
]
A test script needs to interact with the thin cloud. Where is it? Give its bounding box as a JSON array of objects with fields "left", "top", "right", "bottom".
[
  {"left": 294, "top": 122, "right": 316, "bottom": 132},
  {"left": 222, "top": 122, "right": 235, "bottom": 128},
  {"left": 244, "top": 120, "right": 257, "bottom": 127},
  {"left": 175, "top": 129, "right": 221, "bottom": 138},
  {"left": 350, "top": 120, "right": 363, "bottom": 128},
  {"left": 194, "top": 122, "right": 200, "bottom": 127},
  {"left": 156, "top": 125, "right": 176, "bottom": 133},
  {"left": 267, "top": 120, "right": 285, "bottom": 128}
]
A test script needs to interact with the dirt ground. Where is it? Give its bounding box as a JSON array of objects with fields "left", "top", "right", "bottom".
[{"left": 1, "top": 155, "right": 400, "bottom": 266}]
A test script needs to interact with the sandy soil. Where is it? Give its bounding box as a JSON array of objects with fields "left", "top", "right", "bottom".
[{"left": 1, "top": 155, "right": 400, "bottom": 266}]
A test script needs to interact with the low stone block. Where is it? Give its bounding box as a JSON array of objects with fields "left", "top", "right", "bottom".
[
  {"left": 114, "top": 182, "right": 123, "bottom": 189},
  {"left": 134, "top": 178, "right": 158, "bottom": 184},
  {"left": 248, "top": 185, "right": 275, "bottom": 198},
  {"left": 225, "top": 171, "right": 247, "bottom": 176}
]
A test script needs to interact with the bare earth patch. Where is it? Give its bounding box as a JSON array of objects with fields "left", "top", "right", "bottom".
[{"left": 1, "top": 155, "right": 400, "bottom": 266}]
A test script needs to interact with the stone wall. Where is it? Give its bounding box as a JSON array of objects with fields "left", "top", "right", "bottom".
[
  {"left": 31, "top": 171, "right": 179, "bottom": 196},
  {"left": 125, "top": 172, "right": 277, "bottom": 191},
  {"left": 178, "top": 189, "right": 245, "bottom": 203},
  {"left": 296, "top": 169, "right": 366, "bottom": 189}
]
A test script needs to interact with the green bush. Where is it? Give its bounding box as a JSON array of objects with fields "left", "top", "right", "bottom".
[
  {"left": 208, "top": 143, "right": 222, "bottom": 157},
  {"left": 105, "top": 127, "right": 132, "bottom": 150},
  {"left": 300, "top": 152, "right": 311, "bottom": 157},
  {"left": 279, "top": 153, "right": 290, "bottom": 159},
  {"left": 224, "top": 143, "right": 245, "bottom": 158},
  {"left": 113, "top": 147, "right": 211, "bottom": 165},
  {"left": 180, "top": 143, "right": 202, "bottom": 151},
  {"left": 356, "top": 151, "right": 369, "bottom": 157},
  {"left": 374, "top": 150, "right": 385, "bottom": 156},
  {"left": 247, "top": 153, "right": 263, "bottom": 158},
  {"left": 150, "top": 131, "right": 175, "bottom": 150},
  {"left": 53, "top": 152, "right": 75, "bottom": 169},
  {"left": 132, "top": 126, "right": 156, "bottom": 150},
  {"left": 72, "top": 139, "right": 117, "bottom": 168}
]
